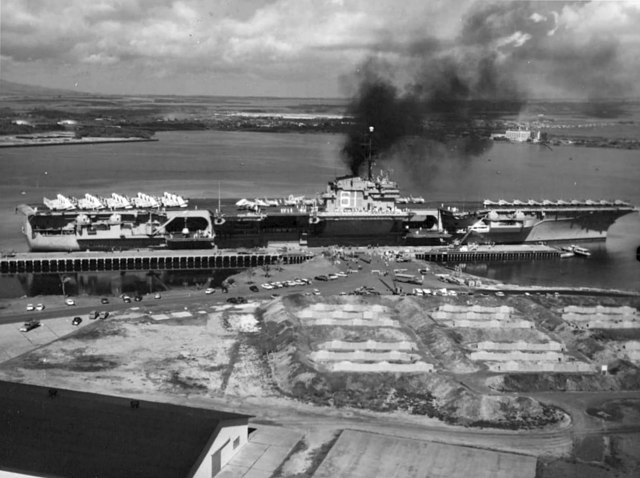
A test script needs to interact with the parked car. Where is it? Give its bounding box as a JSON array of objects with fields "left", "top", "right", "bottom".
[
  {"left": 249, "top": 285, "right": 259, "bottom": 293},
  {"left": 64, "top": 298, "right": 75, "bottom": 306},
  {"left": 154, "top": 293, "right": 162, "bottom": 299},
  {"left": 20, "top": 320, "right": 41, "bottom": 332},
  {"left": 261, "top": 283, "right": 274, "bottom": 290},
  {"left": 122, "top": 295, "right": 131, "bottom": 303},
  {"left": 72, "top": 317, "right": 82, "bottom": 326},
  {"left": 205, "top": 288, "right": 215, "bottom": 295},
  {"left": 314, "top": 275, "right": 328, "bottom": 281},
  {"left": 26, "top": 303, "right": 35, "bottom": 311},
  {"left": 100, "top": 297, "right": 109, "bottom": 304},
  {"left": 88, "top": 311, "right": 99, "bottom": 320},
  {"left": 134, "top": 295, "right": 142, "bottom": 302},
  {"left": 98, "top": 311, "right": 109, "bottom": 320},
  {"left": 35, "top": 304, "right": 45, "bottom": 311},
  {"left": 226, "top": 297, "right": 247, "bottom": 304}
]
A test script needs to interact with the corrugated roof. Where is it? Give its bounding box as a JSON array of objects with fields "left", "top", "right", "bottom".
[{"left": 0, "top": 380, "right": 251, "bottom": 478}]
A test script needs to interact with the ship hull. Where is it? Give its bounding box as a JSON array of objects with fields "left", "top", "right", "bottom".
[
  {"left": 17, "top": 187, "right": 636, "bottom": 252},
  {"left": 20, "top": 205, "right": 216, "bottom": 252},
  {"left": 443, "top": 207, "right": 635, "bottom": 244},
  {"left": 214, "top": 214, "right": 407, "bottom": 248},
  {"left": 466, "top": 227, "right": 534, "bottom": 245},
  {"left": 523, "top": 210, "right": 633, "bottom": 242}
]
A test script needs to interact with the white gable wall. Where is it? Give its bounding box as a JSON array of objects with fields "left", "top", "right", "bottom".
[{"left": 189, "top": 418, "right": 249, "bottom": 478}]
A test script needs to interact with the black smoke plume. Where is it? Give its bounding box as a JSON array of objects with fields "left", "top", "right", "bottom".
[
  {"left": 342, "top": 0, "right": 634, "bottom": 177},
  {"left": 342, "top": 67, "right": 423, "bottom": 177},
  {"left": 341, "top": 47, "right": 515, "bottom": 177}
]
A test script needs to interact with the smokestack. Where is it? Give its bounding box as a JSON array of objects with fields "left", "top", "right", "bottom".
[{"left": 367, "top": 126, "right": 374, "bottom": 180}]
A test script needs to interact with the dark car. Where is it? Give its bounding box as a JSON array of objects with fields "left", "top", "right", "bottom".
[
  {"left": 134, "top": 296, "right": 143, "bottom": 302},
  {"left": 72, "top": 317, "right": 82, "bottom": 326},
  {"left": 314, "top": 275, "right": 329, "bottom": 281},
  {"left": 100, "top": 297, "right": 109, "bottom": 304},
  {"left": 20, "top": 320, "right": 41, "bottom": 332},
  {"left": 249, "top": 285, "right": 259, "bottom": 293},
  {"left": 226, "top": 297, "right": 247, "bottom": 304}
]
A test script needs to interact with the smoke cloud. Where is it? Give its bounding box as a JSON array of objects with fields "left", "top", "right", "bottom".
[{"left": 341, "top": 0, "right": 636, "bottom": 177}]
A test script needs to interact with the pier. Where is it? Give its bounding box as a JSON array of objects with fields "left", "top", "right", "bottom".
[
  {"left": 0, "top": 250, "right": 312, "bottom": 275},
  {"left": 415, "top": 244, "right": 561, "bottom": 263}
]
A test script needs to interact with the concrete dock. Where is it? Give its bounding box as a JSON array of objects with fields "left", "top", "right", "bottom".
[
  {"left": 415, "top": 244, "right": 561, "bottom": 263},
  {"left": 0, "top": 250, "right": 312, "bottom": 274},
  {"left": 0, "top": 244, "right": 563, "bottom": 275}
]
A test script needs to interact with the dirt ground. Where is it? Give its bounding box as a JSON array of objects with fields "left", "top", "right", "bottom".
[{"left": 1, "top": 252, "right": 639, "bottom": 476}]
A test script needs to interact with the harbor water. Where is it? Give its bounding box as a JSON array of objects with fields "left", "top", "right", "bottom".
[{"left": 1, "top": 130, "right": 638, "bottom": 295}]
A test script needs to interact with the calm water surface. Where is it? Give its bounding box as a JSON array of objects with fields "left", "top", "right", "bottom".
[{"left": 1, "top": 130, "right": 638, "bottom": 294}]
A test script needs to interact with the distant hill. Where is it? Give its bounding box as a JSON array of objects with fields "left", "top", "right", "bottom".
[{"left": 0, "top": 79, "right": 91, "bottom": 97}]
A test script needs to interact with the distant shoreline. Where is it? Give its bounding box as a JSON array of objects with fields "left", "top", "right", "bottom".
[{"left": 0, "top": 136, "right": 158, "bottom": 148}]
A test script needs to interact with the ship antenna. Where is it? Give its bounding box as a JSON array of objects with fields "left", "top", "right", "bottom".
[{"left": 368, "top": 126, "right": 374, "bottom": 180}]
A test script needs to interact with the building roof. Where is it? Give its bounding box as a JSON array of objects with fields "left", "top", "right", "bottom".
[{"left": 0, "top": 380, "right": 251, "bottom": 478}]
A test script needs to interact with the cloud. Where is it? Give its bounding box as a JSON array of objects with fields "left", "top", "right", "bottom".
[
  {"left": 1, "top": 0, "right": 639, "bottom": 97},
  {"left": 529, "top": 12, "right": 546, "bottom": 23}
]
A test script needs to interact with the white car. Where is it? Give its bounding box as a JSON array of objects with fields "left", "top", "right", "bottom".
[
  {"left": 26, "top": 303, "right": 35, "bottom": 311},
  {"left": 35, "top": 304, "right": 45, "bottom": 311},
  {"left": 64, "top": 298, "right": 75, "bottom": 306},
  {"left": 205, "top": 287, "right": 215, "bottom": 295},
  {"left": 261, "top": 283, "right": 274, "bottom": 290}
]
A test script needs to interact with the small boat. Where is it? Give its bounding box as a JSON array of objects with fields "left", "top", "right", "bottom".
[
  {"left": 559, "top": 246, "right": 575, "bottom": 258},
  {"left": 571, "top": 245, "right": 591, "bottom": 257}
]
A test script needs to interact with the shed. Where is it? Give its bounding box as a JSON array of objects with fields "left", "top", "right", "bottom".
[{"left": 0, "top": 380, "right": 251, "bottom": 478}]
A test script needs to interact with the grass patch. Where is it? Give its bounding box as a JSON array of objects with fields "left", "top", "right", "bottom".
[
  {"left": 270, "top": 438, "right": 308, "bottom": 478},
  {"left": 219, "top": 341, "right": 241, "bottom": 393},
  {"left": 275, "top": 431, "right": 342, "bottom": 478},
  {"left": 166, "top": 371, "right": 208, "bottom": 392}
]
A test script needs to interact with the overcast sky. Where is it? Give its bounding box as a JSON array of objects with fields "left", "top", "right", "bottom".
[{"left": 2, "top": 0, "right": 640, "bottom": 98}]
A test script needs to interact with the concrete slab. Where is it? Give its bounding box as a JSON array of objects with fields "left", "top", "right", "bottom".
[
  {"left": 240, "top": 468, "right": 273, "bottom": 478},
  {"left": 220, "top": 425, "right": 303, "bottom": 478},
  {"left": 171, "top": 311, "right": 192, "bottom": 318},
  {"left": 312, "top": 429, "right": 537, "bottom": 478},
  {"left": 0, "top": 315, "right": 95, "bottom": 363},
  {"left": 251, "top": 446, "right": 292, "bottom": 471},
  {"left": 228, "top": 442, "right": 269, "bottom": 468},
  {"left": 250, "top": 425, "right": 303, "bottom": 448},
  {"left": 151, "top": 314, "right": 170, "bottom": 320}
]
